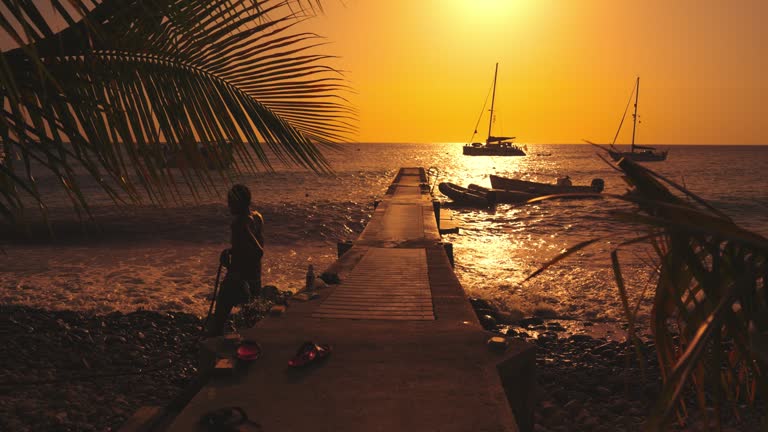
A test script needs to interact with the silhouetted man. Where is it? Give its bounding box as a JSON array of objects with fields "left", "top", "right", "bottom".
[{"left": 208, "top": 184, "right": 264, "bottom": 336}]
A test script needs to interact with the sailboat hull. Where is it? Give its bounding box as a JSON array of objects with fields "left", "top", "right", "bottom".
[
  {"left": 463, "top": 145, "right": 525, "bottom": 156},
  {"left": 608, "top": 149, "right": 668, "bottom": 162}
]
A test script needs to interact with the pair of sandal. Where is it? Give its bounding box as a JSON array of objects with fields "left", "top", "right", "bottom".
[
  {"left": 236, "top": 340, "right": 331, "bottom": 367},
  {"left": 288, "top": 341, "right": 332, "bottom": 367},
  {"left": 200, "top": 343, "right": 330, "bottom": 431}
]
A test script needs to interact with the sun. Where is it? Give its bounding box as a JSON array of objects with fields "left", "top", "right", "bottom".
[
  {"left": 450, "top": 0, "right": 526, "bottom": 19},
  {"left": 438, "top": 0, "right": 535, "bottom": 43},
  {"left": 441, "top": 0, "right": 535, "bottom": 32}
]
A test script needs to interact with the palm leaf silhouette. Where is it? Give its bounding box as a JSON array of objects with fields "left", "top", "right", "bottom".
[
  {"left": 0, "top": 0, "right": 353, "bottom": 228},
  {"left": 526, "top": 155, "right": 768, "bottom": 429}
]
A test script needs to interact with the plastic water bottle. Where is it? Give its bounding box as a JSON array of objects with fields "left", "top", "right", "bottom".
[{"left": 305, "top": 265, "right": 315, "bottom": 291}]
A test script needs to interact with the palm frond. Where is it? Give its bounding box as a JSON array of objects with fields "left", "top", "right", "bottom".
[
  {"left": 524, "top": 238, "right": 604, "bottom": 282},
  {"left": 525, "top": 156, "right": 768, "bottom": 429},
  {"left": 0, "top": 0, "right": 354, "bottom": 229}
]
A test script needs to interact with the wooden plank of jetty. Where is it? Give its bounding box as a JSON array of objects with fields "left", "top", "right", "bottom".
[{"left": 162, "top": 167, "right": 535, "bottom": 432}]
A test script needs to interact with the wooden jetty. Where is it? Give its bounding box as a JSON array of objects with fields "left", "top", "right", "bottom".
[{"left": 128, "top": 167, "right": 535, "bottom": 432}]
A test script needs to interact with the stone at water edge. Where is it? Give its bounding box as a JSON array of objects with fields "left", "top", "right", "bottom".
[
  {"left": 479, "top": 314, "right": 497, "bottom": 330},
  {"left": 590, "top": 342, "right": 615, "bottom": 354},
  {"left": 260, "top": 285, "right": 279, "bottom": 301},
  {"left": 568, "top": 334, "right": 593, "bottom": 343},
  {"left": 536, "top": 331, "right": 559, "bottom": 343},
  {"left": 486, "top": 336, "right": 508, "bottom": 350},
  {"left": 473, "top": 307, "right": 496, "bottom": 318},
  {"left": 495, "top": 310, "right": 524, "bottom": 324},
  {"left": 546, "top": 322, "right": 566, "bottom": 332},
  {"left": 519, "top": 317, "right": 544, "bottom": 327},
  {"left": 468, "top": 297, "right": 496, "bottom": 312}
]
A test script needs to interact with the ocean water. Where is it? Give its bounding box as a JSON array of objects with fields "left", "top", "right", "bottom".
[{"left": 2, "top": 143, "right": 767, "bottom": 325}]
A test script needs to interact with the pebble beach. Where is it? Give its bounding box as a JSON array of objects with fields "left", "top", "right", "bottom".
[{"left": 2, "top": 301, "right": 764, "bottom": 431}]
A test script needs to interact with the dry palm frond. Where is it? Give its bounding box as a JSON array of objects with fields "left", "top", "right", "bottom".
[{"left": 527, "top": 154, "right": 768, "bottom": 430}]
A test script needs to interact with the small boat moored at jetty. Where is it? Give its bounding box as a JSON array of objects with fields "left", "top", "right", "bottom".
[
  {"left": 462, "top": 63, "right": 526, "bottom": 157},
  {"left": 438, "top": 182, "right": 494, "bottom": 207},
  {"left": 468, "top": 184, "right": 534, "bottom": 204},
  {"left": 489, "top": 174, "right": 605, "bottom": 195}
]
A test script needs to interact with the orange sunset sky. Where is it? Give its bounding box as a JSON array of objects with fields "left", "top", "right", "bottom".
[
  {"left": 5, "top": 1, "right": 767, "bottom": 145},
  {"left": 303, "top": 0, "right": 767, "bottom": 145}
]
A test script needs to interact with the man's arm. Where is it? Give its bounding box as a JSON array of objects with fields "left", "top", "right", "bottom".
[{"left": 247, "top": 214, "right": 264, "bottom": 255}]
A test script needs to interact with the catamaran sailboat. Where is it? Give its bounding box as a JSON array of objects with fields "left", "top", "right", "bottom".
[
  {"left": 463, "top": 63, "right": 526, "bottom": 156},
  {"left": 606, "top": 77, "right": 668, "bottom": 162}
]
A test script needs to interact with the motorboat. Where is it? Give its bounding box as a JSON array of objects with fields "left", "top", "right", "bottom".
[{"left": 489, "top": 175, "right": 604, "bottom": 195}]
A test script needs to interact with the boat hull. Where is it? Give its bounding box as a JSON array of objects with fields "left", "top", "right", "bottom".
[
  {"left": 438, "top": 182, "right": 492, "bottom": 207},
  {"left": 467, "top": 184, "right": 534, "bottom": 203},
  {"left": 463, "top": 145, "right": 525, "bottom": 156},
  {"left": 608, "top": 150, "right": 668, "bottom": 162},
  {"left": 489, "top": 175, "right": 604, "bottom": 194}
]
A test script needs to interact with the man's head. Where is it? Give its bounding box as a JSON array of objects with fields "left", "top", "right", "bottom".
[{"left": 228, "top": 184, "right": 251, "bottom": 215}]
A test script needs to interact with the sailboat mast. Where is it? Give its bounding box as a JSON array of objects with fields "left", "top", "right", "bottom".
[
  {"left": 487, "top": 63, "right": 499, "bottom": 142},
  {"left": 631, "top": 76, "right": 640, "bottom": 152}
]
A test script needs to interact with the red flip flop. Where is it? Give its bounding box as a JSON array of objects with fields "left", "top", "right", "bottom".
[
  {"left": 236, "top": 341, "right": 262, "bottom": 362},
  {"left": 288, "top": 341, "right": 332, "bottom": 367}
]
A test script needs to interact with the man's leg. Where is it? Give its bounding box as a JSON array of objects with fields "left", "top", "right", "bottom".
[
  {"left": 208, "top": 300, "right": 234, "bottom": 336},
  {"left": 249, "top": 273, "right": 262, "bottom": 298}
]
